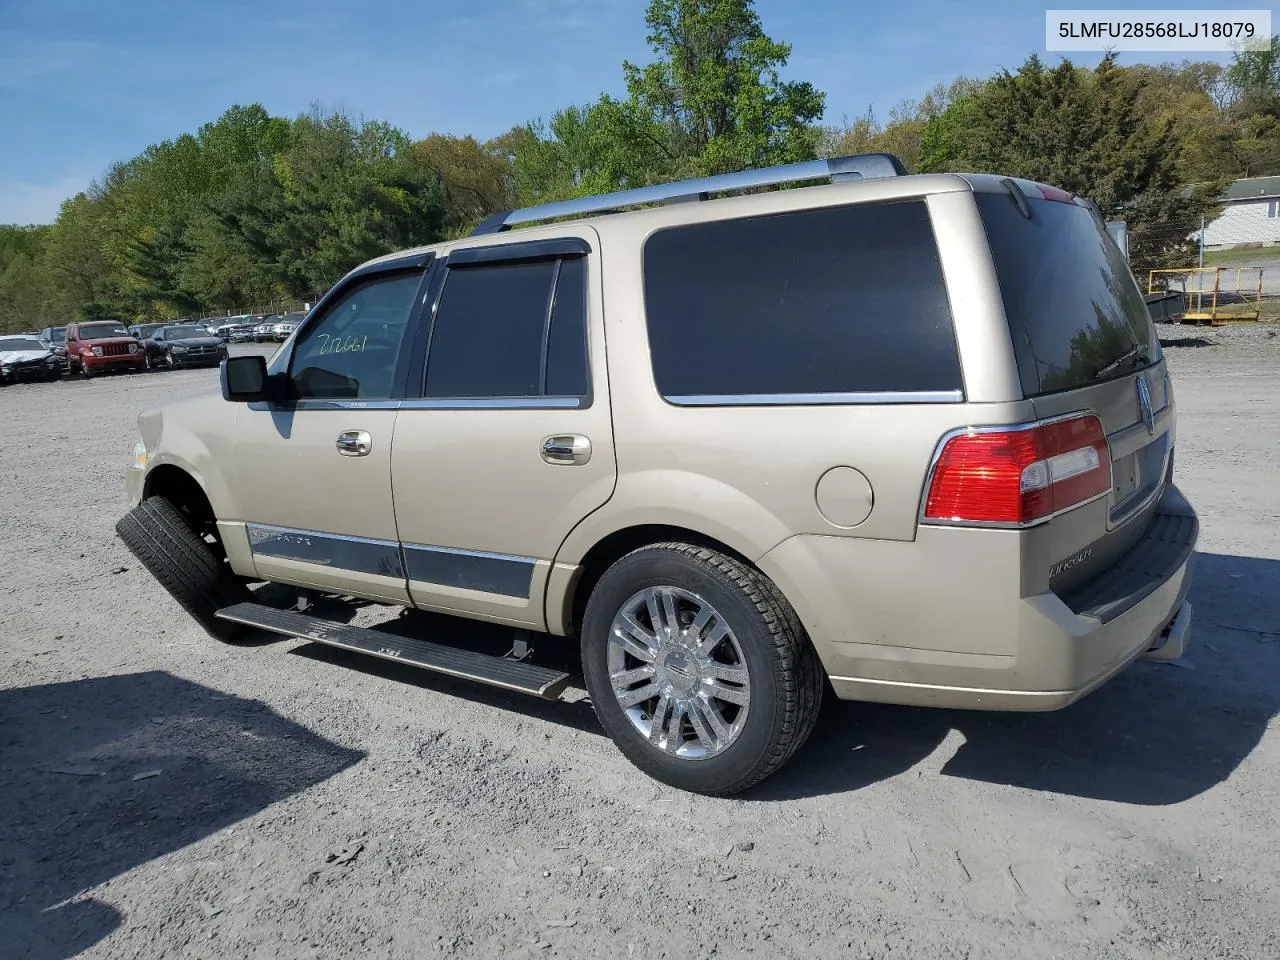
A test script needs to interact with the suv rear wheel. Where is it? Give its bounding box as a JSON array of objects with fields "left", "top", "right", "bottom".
[
  {"left": 116, "top": 496, "right": 251, "bottom": 642},
  {"left": 581, "top": 542, "right": 823, "bottom": 795}
]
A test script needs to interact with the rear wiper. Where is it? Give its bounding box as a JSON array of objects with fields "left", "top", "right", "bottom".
[{"left": 1096, "top": 343, "right": 1150, "bottom": 379}]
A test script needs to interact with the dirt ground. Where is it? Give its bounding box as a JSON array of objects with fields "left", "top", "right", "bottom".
[{"left": 2, "top": 329, "right": 1278, "bottom": 960}]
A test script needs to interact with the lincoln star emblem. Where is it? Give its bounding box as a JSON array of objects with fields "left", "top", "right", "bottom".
[{"left": 1136, "top": 373, "right": 1155, "bottom": 436}]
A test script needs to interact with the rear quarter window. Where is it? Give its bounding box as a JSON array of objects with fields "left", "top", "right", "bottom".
[
  {"left": 976, "top": 191, "right": 1159, "bottom": 397},
  {"left": 642, "top": 200, "right": 961, "bottom": 402}
]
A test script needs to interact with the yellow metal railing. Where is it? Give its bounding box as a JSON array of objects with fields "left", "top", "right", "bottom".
[{"left": 1148, "top": 267, "right": 1263, "bottom": 324}]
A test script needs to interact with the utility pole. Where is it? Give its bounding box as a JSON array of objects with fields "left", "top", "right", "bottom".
[{"left": 1199, "top": 215, "right": 1205, "bottom": 268}]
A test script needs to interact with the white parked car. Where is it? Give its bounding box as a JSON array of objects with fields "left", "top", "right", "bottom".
[{"left": 0, "top": 334, "right": 63, "bottom": 384}]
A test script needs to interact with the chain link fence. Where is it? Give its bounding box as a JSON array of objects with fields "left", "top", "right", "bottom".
[
  {"left": 1113, "top": 202, "right": 1280, "bottom": 324},
  {"left": 180, "top": 295, "right": 323, "bottom": 324}
]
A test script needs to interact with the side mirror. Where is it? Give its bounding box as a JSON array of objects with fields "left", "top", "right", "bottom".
[{"left": 220, "top": 354, "right": 270, "bottom": 403}]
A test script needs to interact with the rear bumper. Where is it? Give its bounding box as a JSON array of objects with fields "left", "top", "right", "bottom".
[{"left": 758, "top": 484, "right": 1197, "bottom": 712}]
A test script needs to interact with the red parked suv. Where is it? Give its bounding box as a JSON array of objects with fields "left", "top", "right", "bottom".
[{"left": 65, "top": 321, "right": 146, "bottom": 377}]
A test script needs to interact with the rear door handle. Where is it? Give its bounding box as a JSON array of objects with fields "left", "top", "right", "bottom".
[
  {"left": 336, "top": 430, "right": 372, "bottom": 457},
  {"left": 541, "top": 435, "right": 591, "bottom": 465}
]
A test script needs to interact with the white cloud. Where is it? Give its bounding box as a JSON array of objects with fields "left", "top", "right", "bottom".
[{"left": 0, "top": 173, "right": 93, "bottom": 226}]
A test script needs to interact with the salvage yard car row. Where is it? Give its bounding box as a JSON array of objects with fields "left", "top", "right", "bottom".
[
  {"left": 0, "top": 320, "right": 237, "bottom": 385},
  {"left": 2, "top": 311, "right": 308, "bottom": 383},
  {"left": 2, "top": 312, "right": 310, "bottom": 387}
]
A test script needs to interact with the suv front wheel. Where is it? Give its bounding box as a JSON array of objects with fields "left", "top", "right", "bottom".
[
  {"left": 581, "top": 543, "right": 824, "bottom": 795},
  {"left": 116, "top": 496, "right": 251, "bottom": 643}
]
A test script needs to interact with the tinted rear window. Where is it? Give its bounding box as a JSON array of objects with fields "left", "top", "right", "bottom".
[
  {"left": 427, "top": 260, "right": 552, "bottom": 398},
  {"left": 425, "top": 255, "right": 590, "bottom": 400},
  {"left": 977, "top": 191, "right": 1158, "bottom": 397},
  {"left": 642, "top": 200, "right": 961, "bottom": 401}
]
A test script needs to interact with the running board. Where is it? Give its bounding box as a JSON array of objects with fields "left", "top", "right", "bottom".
[{"left": 214, "top": 602, "right": 572, "bottom": 699}]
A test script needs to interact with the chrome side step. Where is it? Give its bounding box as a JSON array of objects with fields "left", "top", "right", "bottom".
[{"left": 214, "top": 602, "right": 572, "bottom": 699}]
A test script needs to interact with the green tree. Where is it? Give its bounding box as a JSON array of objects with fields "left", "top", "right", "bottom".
[
  {"left": 202, "top": 155, "right": 292, "bottom": 306},
  {"left": 822, "top": 79, "right": 984, "bottom": 172},
  {"left": 412, "top": 134, "right": 515, "bottom": 236},
  {"left": 218, "top": 110, "right": 447, "bottom": 298},
  {"left": 44, "top": 192, "right": 125, "bottom": 321},
  {"left": 0, "top": 224, "right": 55, "bottom": 332},
  {"left": 0, "top": 224, "right": 51, "bottom": 268},
  {"left": 615, "top": 0, "right": 825, "bottom": 179},
  {"left": 955, "top": 55, "right": 1222, "bottom": 275},
  {"left": 917, "top": 95, "right": 979, "bottom": 172},
  {"left": 508, "top": 0, "right": 827, "bottom": 205},
  {"left": 1122, "top": 62, "right": 1229, "bottom": 182},
  {"left": 1216, "top": 37, "right": 1280, "bottom": 177},
  {"left": 0, "top": 251, "right": 53, "bottom": 333},
  {"left": 490, "top": 103, "right": 632, "bottom": 206},
  {"left": 1226, "top": 35, "right": 1280, "bottom": 100},
  {"left": 117, "top": 105, "right": 293, "bottom": 315}
]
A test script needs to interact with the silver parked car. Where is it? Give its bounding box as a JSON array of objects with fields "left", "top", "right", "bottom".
[
  {"left": 270, "top": 314, "right": 304, "bottom": 341},
  {"left": 0, "top": 335, "right": 62, "bottom": 384}
]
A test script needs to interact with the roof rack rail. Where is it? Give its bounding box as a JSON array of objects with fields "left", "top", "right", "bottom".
[{"left": 469, "top": 152, "right": 907, "bottom": 236}]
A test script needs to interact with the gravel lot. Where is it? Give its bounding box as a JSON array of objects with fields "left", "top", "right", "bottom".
[{"left": 2, "top": 331, "right": 1278, "bottom": 960}]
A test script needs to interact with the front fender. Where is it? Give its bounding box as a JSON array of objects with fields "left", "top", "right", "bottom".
[{"left": 134, "top": 395, "right": 240, "bottom": 521}]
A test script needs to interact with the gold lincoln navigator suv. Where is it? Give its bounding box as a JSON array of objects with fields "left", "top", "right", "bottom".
[{"left": 118, "top": 153, "right": 1197, "bottom": 795}]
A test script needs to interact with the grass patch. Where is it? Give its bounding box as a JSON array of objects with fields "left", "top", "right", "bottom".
[{"left": 1204, "top": 246, "right": 1280, "bottom": 265}]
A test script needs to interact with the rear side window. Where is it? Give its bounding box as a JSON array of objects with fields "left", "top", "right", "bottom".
[
  {"left": 425, "top": 255, "right": 590, "bottom": 400},
  {"left": 976, "top": 191, "right": 1159, "bottom": 397},
  {"left": 642, "top": 200, "right": 961, "bottom": 402}
]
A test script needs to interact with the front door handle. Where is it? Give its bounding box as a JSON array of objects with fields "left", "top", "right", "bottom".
[
  {"left": 336, "top": 430, "right": 372, "bottom": 457},
  {"left": 541, "top": 435, "right": 591, "bottom": 465}
]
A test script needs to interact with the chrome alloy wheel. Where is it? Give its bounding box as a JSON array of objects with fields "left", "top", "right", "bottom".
[{"left": 607, "top": 586, "right": 751, "bottom": 760}]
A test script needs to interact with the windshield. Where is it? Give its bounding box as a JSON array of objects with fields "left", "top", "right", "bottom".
[
  {"left": 79, "top": 323, "right": 130, "bottom": 340},
  {"left": 46, "top": 328, "right": 65, "bottom": 343},
  {"left": 163, "top": 326, "right": 208, "bottom": 341},
  {"left": 0, "top": 337, "right": 47, "bottom": 352},
  {"left": 976, "top": 191, "right": 1159, "bottom": 396}
]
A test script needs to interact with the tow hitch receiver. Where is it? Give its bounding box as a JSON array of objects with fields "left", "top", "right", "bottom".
[{"left": 1145, "top": 601, "right": 1193, "bottom": 661}]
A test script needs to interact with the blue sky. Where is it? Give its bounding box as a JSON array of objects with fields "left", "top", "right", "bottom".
[{"left": 0, "top": 0, "right": 1237, "bottom": 224}]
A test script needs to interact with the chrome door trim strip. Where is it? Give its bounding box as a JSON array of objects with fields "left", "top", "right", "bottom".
[
  {"left": 265, "top": 397, "right": 587, "bottom": 412},
  {"left": 246, "top": 523, "right": 405, "bottom": 578},
  {"left": 665, "top": 390, "right": 963, "bottom": 407},
  {"left": 398, "top": 397, "right": 584, "bottom": 410},
  {"left": 402, "top": 542, "right": 536, "bottom": 599},
  {"left": 292, "top": 399, "right": 403, "bottom": 411}
]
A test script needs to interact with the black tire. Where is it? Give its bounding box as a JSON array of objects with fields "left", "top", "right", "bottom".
[
  {"left": 115, "top": 496, "right": 252, "bottom": 642},
  {"left": 581, "top": 542, "right": 824, "bottom": 796},
  {"left": 81, "top": 362, "right": 94, "bottom": 379}
]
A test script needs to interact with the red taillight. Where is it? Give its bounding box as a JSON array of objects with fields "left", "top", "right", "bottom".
[{"left": 923, "top": 415, "right": 1111, "bottom": 526}]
